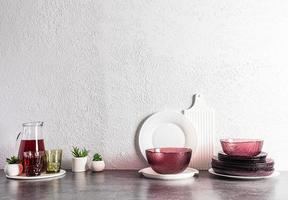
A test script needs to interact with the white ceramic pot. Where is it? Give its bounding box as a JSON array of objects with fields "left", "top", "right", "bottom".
[
  {"left": 72, "top": 157, "right": 88, "bottom": 172},
  {"left": 4, "top": 164, "right": 23, "bottom": 176},
  {"left": 91, "top": 160, "right": 105, "bottom": 172}
]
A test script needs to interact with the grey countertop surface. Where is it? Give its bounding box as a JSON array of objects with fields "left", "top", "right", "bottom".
[{"left": 0, "top": 170, "right": 287, "bottom": 200}]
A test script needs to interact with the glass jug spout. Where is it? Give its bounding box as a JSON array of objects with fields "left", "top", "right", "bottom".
[{"left": 22, "top": 121, "right": 44, "bottom": 140}]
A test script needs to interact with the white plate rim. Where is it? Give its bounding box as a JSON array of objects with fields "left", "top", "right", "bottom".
[
  {"left": 138, "top": 110, "right": 198, "bottom": 160},
  {"left": 139, "top": 167, "right": 199, "bottom": 180},
  {"left": 208, "top": 168, "right": 280, "bottom": 180},
  {"left": 6, "top": 169, "right": 66, "bottom": 180}
]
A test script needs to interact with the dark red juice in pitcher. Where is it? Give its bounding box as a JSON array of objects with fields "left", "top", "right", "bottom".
[
  {"left": 18, "top": 139, "right": 45, "bottom": 172},
  {"left": 18, "top": 139, "right": 45, "bottom": 160}
]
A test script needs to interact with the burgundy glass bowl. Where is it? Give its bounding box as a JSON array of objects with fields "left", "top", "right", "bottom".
[
  {"left": 146, "top": 147, "right": 192, "bottom": 174},
  {"left": 220, "top": 139, "right": 263, "bottom": 157}
]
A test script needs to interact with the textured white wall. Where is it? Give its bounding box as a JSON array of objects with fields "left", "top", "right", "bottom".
[{"left": 1, "top": 0, "right": 288, "bottom": 170}]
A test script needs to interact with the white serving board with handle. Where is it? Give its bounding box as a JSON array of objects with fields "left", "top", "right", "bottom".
[{"left": 183, "top": 94, "right": 215, "bottom": 170}]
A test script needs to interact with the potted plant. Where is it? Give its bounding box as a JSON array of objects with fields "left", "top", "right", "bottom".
[
  {"left": 71, "top": 146, "right": 89, "bottom": 172},
  {"left": 4, "top": 156, "right": 23, "bottom": 176},
  {"left": 91, "top": 153, "right": 105, "bottom": 172}
]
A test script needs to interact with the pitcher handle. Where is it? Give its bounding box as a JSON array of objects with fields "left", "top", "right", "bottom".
[{"left": 16, "top": 132, "right": 22, "bottom": 141}]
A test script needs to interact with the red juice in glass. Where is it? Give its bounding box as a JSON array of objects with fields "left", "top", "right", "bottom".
[{"left": 23, "top": 151, "right": 43, "bottom": 176}]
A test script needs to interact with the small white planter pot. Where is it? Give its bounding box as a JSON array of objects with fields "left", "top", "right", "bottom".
[
  {"left": 72, "top": 157, "right": 88, "bottom": 172},
  {"left": 4, "top": 164, "right": 23, "bottom": 176},
  {"left": 91, "top": 161, "right": 105, "bottom": 172}
]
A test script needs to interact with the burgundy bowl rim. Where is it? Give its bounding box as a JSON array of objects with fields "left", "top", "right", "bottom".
[
  {"left": 220, "top": 139, "right": 263, "bottom": 143},
  {"left": 146, "top": 147, "right": 192, "bottom": 154}
]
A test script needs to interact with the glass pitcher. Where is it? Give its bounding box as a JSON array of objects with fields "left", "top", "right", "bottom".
[{"left": 17, "top": 121, "right": 46, "bottom": 161}]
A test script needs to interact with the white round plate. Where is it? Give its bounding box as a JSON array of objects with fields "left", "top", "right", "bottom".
[
  {"left": 6, "top": 169, "right": 66, "bottom": 180},
  {"left": 138, "top": 111, "right": 197, "bottom": 160},
  {"left": 208, "top": 168, "right": 280, "bottom": 180},
  {"left": 139, "top": 167, "right": 199, "bottom": 180}
]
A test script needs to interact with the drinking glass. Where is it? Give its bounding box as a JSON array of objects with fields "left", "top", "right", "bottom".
[
  {"left": 23, "top": 151, "right": 43, "bottom": 176},
  {"left": 45, "top": 149, "right": 62, "bottom": 173}
]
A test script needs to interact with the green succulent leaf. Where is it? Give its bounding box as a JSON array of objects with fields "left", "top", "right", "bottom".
[
  {"left": 93, "top": 153, "right": 103, "bottom": 161},
  {"left": 6, "top": 156, "right": 20, "bottom": 164},
  {"left": 71, "top": 146, "right": 88, "bottom": 157}
]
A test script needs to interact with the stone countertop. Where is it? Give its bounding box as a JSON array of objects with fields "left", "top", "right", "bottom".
[{"left": 0, "top": 170, "right": 287, "bottom": 200}]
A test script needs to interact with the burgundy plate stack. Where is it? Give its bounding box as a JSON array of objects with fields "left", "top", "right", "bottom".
[{"left": 212, "top": 139, "right": 275, "bottom": 177}]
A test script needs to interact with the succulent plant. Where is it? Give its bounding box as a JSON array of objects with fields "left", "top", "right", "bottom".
[
  {"left": 71, "top": 146, "right": 88, "bottom": 157},
  {"left": 6, "top": 156, "right": 21, "bottom": 164},
  {"left": 93, "top": 153, "right": 103, "bottom": 161}
]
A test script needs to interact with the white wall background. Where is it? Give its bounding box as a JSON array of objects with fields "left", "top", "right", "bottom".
[{"left": 1, "top": 0, "right": 288, "bottom": 170}]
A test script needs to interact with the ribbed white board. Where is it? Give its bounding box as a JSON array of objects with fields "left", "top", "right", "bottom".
[{"left": 183, "top": 94, "right": 215, "bottom": 170}]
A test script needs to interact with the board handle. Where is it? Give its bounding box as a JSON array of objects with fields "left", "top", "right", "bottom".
[{"left": 186, "top": 94, "right": 209, "bottom": 110}]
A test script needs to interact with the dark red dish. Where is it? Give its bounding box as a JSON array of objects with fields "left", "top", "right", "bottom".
[
  {"left": 211, "top": 156, "right": 274, "bottom": 171},
  {"left": 212, "top": 167, "right": 274, "bottom": 177},
  {"left": 220, "top": 139, "right": 263, "bottom": 157},
  {"left": 218, "top": 151, "right": 267, "bottom": 163},
  {"left": 146, "top": 147, "right": 192, "bottom": 174}
]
